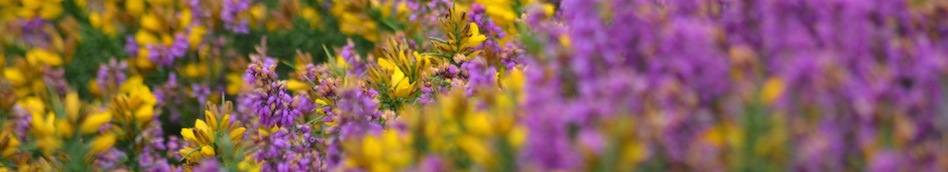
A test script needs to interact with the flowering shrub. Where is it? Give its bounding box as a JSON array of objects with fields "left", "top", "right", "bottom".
[{"left": 2, "top": 0, "right": 948, "bottom": 171}]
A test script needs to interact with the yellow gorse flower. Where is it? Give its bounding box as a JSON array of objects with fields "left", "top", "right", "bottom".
[
  {"left": 109, "top": 76, "right": 157, "bottom": 135},
  {"left": 15, "top": 0, "right": 63, "bottom": 20},
  {"left": 369, "top": 38, "right": 441, "bottom": 98},
  {"left": 393, "top": 89, "right": 526, "bottom": 170},
  {"left": 179, "top": 101, "right": 247, "bottom": 164},
  {"left": 0, "top": 127, "right": 21, "bottom": 159},
  {"left": 432, "top": 6, "right": 487, "bottom": 59},
  {"left": 342, "top": 130, "right": 414, "bottom": 172},
  {"left": 330, "top": 0, "right": 379, "bottom": 42}
]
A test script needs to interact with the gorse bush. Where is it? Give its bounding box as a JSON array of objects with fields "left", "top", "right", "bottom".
[{"left": 1, "top": 0, "right": 948, "bottom": 171}]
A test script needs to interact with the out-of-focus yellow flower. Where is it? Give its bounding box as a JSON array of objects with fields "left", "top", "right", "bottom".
[
  {"left": 88, "top": 79, "right": 101, "bottom": 96},
  {"left": 126, "top": 0, "right": 145, "bottom": 17},
  {"left": 0, "top": 130, "right": 20, "bottom": 158},
  {"left": 135, "top": 30, "right": 160, "bottom": 45},
  {"left": 64, "top": 92, "right": 79, "bottom": 120},
  {"left": 16, "top": 96, "right": 45, "bottom": 116},
  {"left": 238, "top": 155, "right": 262, "bottom": 172},
  {"left": 110, "top": 76, "right": 157, "bottom": 129},
  {"left": 180, "top": 63, "right": 205, "bottom": 78},
  {"left": 3, "top": 68, "right": 26, "bottom": 86},
  {"left": 26, "top": 48, "right": 62, "bottom": 66},
  {"left": 330, "top": 0, "right": 379, "bottom": 42},
  {"left": 226, "top": 73, "right": 244, "bottom": 95},
  {"left": 188, "top": 26, "right": 207, "bottom": 47},
  {"left": 16, "top": 0, "right": 62, "bottom": 19},
  {"left": 559, "top": 34, "right": 571, "bottom": 49},
  {"left": 79, "top": 112, "right": 111, "bottom": 134},
  {"left": 179, "top": 101, "right": 247, "bottom": 165},
  {"left": 88, "top": 133, "right": 116, "bottom": 155},
  {"left": 287, "top": 79, "right": 308, "bottom": 92},
  {"left": 344, "top": 130, "right": 414, "bottom": 172},
  {"left": 762, "top": 77, "right": 785, "bottom": 105},
  {"left": 459, "top": 135, "right": 493, "bottom": 167},
  {"left": 141, "top": 13, "right": 164, "bottom": 32},
  {"left": 31, "top": 112, "right": 60, "bottom": 155},
  {"left": 300, "top": 7, "right": 322, "bottom": 29}
]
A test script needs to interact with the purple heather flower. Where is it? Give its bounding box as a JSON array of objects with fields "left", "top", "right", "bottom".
[
  {"left": 194, "top": 158, "right": 222, "bottom": 172},
  {"left": 222, "top": 0, "right": 251, "bottom": 34},
  {"left": 96, "top": 59, "right": 128, "bottom": 90},
  {"left": 191, "top": 84, "right": 211, "bottom": 103},
  {"left": 245, "top": 58, "right": 313, "bottom": 127}
]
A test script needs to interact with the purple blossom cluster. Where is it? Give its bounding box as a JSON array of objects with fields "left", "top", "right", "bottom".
[{"left": 244, "top": 58, "right": 314, "bottom": 127}]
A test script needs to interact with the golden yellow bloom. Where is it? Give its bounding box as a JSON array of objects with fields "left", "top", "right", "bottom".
[
  {"left": 462, "top": 22, "right": 487, "bottom": 49},
  {"left": 30, "top": 112, "right": 60, "bottom": 155},
  {"left": 300, "top": 7, "right": 322, "bottom": 29},
  {"left": 762, "top": 77, "right": 785, "bottom": 105},
  {"left": 2, "top": 68, "right": 26, "bottom": 86},
  {"left": 237, "top": 155, "right": 263, "bottom": 172},
  {"left": 110, "top": 76, "right": 157, "bottom": 130},
  {"left": 344, "top": 130, "right": 414, "bottom": 172},
  {"left": 80, "top": 112, "right": 111, "bottom": 134},
  {"left": 226, "top": 73, "right": 244, "bottom": 95},
  {"left": 126, "top": 0, "right": 145, "bottom": 17},
  {"left": 141, "top": 13, "right": 163, "bottom": 32},
  {"left": 26, "top": 48, "right": 62, "bottom": 66},
  {"left": 188, "top": 26, "right": 207, "bottom": 47},
  {"left": 0, "top": 130, "right": 20, "bottom": 159},
  {"left": 88, "top": 133, "right": 116, "bottom": 155},
  {"left": 432, "top": 6, "right": 487, "bottom": 58},
  {"left": 179, "top": 101, "right": 247, "bottom": 164},
  {"left": 330, "top": 0, "right": 379, "bottom": 42}
]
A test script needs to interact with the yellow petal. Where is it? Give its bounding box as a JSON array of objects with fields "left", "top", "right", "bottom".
[
  {"left": 135, "top": 30, "right": 159, "bottom": 45},
  {"left": 188, "top": 26, "right": 207, "bottom": 47},
  {"left": 181, "top": 128, "right": 196, "bottom": 142},
  {"left": 195, "top": 119, "right": 210, "bottom": 134},
  {"left": 205, "top": 110, "right": 218, "bottom": 131},
  {"left": 464, "top": 23, "right": 487, "bottom": 48},
  {"left": 3, "top": 68, "right": 26, "bottom": 86},
  {"left": 378, "top": 58, "right": 396, "bottom": 70},
  {"left": 226, "top": 74, "right": 243, "bottom": 94},
  {"left": 55, "top": 120, "right": 73, "bottom": 138},
  {"left": 250, "top": 4, "right": 267, "bottom": 21},
  {"left": 141, "top": 13, "right": 163, "bottom": 33},
  {"left": 39, "top": 1, "right": 63, "bottom": 20},
  {"left": 229, "top": 127, "right": 246, "bottom": 141},
  {"left": 762, "top": 77, "right": 785, "bottom": 105},
  {"left": 27, "top": 49, "right": 62, "bottom": 66},
  {"left": 126, "top": 0, "right": 144, "bottom": 17},
  {"left": 80, "top": 112, "right": 111, "bottom": 134},
  {"left": 64, "top": 92, "right": 80, "bottom": 121},
  {"left": 287, "top": 79, "right": 308, "bottom": 92},
  {"left": 36, "top": 137, "right": 62, "bottom": 155},
  {"left": 361, "top": 135, "right": 382, "bottom": 161},
  {"left": 134, "top": 106, "right": 154, "bottom": 123},
  {"left": 200, "top": 145, "right": 215, "bottom": 156},
  {"left": 89, "top": 134, "right": 116, "bottom": 155}
]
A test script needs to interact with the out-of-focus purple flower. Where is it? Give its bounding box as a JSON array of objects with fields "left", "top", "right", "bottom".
[
  {"left": 222, "top": 0, "right": 251, "bottom": 34},
  {"left": 125, "top": 36, "right": 139, "bottom": 56},
  {"left": 340, "top": 41, "right": 366, "bottom": 76},
  {"left": 95, "top": 148, "right": 126, "bottom": 170},
  {"left": 461, "top": 60, "right": 496, "bottom": 95},
  {"left": 191, "top": 84, "right": 211, "bottom": 103},
  {"left": 96, "top": 59, "right": 128, "bottom": 91},
  {"left": 148, "top": 34, "right": 189, "bottom": 67},
  {"left": 194, "top": 158, "right": 222, "bottom": 172}
]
